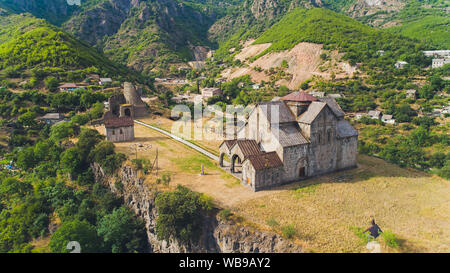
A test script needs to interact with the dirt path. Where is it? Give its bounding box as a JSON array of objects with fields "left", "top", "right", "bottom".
[{"left": 135, "top": 120, "right": 220, "bottom": 161}]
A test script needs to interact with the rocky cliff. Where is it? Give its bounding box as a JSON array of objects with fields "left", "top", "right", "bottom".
[{"left": 91, "top": 163, "right": 302, "bottom": 253}]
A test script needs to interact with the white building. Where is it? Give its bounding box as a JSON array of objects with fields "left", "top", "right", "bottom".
[
  {"left": 432, "top": 58, "right": 450, "bottom": 69},
  {"left": 201, "top": 87, "right": 222, "bottom": 99},
  {"left": 368, "top": 110, "right": 381, "bottom": 120},
  {"left": 395, "top": 61, "right": 408, "bottom": 69},
  {"left": 99, "top": 78, "right": 112, "bottom": 85},
  {"left": 423, "top": 50, "right": 450, "bottom": 58}
]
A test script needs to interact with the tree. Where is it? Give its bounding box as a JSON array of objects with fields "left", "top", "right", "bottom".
[
  {"left": 0, "top": 178, "right": 33, "bottom": 203},
  {"left": 49, "top": 220, "right": 102, "bottom": 253},
  {"left": 50, "top": 121, "right": 77, "bottom": 141},
  {"left": 44, "top": 77, "right": 59, "bottom": 92},
  {"left": 89, "top": 141, "right": 115, "bottom": 164},
  {"left": 155, "top": 185, "right": 211, "bottom": 244},
  {"left": 60, "top": 147, "right": 82, "bottom": 178},
  {"left": 16, "top": 147, "right": 36, "bottom": 171},
  {"left": 97, "top": 206, "right": 147, "bottom": 253},
  {"left": 76, "top": 129, "right": 103, "bottom": 159},
  {"left": 17, "top": 111, "right": 37, "bottom": 127}
]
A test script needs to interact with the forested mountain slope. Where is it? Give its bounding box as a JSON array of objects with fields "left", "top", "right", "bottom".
[{"left": 0, "top": 13, "right": 135, "bottom": 79}]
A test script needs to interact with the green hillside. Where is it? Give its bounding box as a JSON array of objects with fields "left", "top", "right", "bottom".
[
  {"left": 253, "top": 8, "right": 430, "bottom": 68},
  {"left": 0, "top": 13, "right": 47, "bottom": 44},
  {"left": 389, "top": 16, "right": 450, "bottom": 49},
  {"left": 0, "top": 0, "right": 77, "bottom": 25},
  {"left": 0, "top": 14, "right": 133, "bottom": 78}
]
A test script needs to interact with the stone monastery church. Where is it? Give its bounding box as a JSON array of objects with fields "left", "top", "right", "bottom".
[{"left": 219, "top": 91, "right": 358, "bottom": 191}]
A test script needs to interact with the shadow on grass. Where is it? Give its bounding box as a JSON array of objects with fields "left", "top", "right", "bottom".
[{"left": 260, "top": 155, "right": 435, "bottom": 193}]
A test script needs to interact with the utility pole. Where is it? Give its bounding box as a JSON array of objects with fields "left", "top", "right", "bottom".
[{"left": 155, "top": 148, "right": 158, "bottom": 176}]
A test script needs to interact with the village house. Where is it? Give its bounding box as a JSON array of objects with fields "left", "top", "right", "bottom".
[
  {"left": 310, "top": 91, "right": 325, "bottom": 98},
  {"left": 58, "top": 83, "right": 84, "bottom": 92},
  {"left": 423, "top": 50, "right": 450, "bottom": 58},
  {"left": 395, "top": 61, "right": 408, "bottom": 69},
  {"left": 104, "top": 116, "right": 135, "bottom": 142},
  {"left": 381, "top": 114, "right": 395, "bottom": 125},
  {"left": 99, "top": 78, "right": 113, "bottom": 85},
  {"left": 252, "top": 84, "right": 261, "bottom": 90},
  {"left": 354, "top": 113, "right": 368, "bottom": 120},
  {"left": 368, "top": 110, "right": 381, "bottom": 120},
  {"left": 37, "top": 113, "right": 65, "bottom": 125},
  {"left": 377, "top": 50, "right": 385, "bottom": 56},
  {"left": 201, "top": 87, "right": 222, "bottom": 99},
  {"left": 406, "top": 89, "right": 417, "bottom": 99},
  {"left": 328, "top": 94, "right": 342, "bottom": 99},
  {"left": 442, "top": 106, "right": 450, "bottom": 115},
  {"left": 219, "top": 91, "right": 358, "bottom": 191},
  {"left": 432, "top": 58, "right": 450, "bottom": 69}
]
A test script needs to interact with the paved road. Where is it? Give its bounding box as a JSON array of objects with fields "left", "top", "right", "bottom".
[{"left": 134, "top": 120, "right": 221, "bottom": 162}]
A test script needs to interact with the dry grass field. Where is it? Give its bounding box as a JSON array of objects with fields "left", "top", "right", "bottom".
[{"left": 94, "top": 117, "right": 450, "bottom": 253}]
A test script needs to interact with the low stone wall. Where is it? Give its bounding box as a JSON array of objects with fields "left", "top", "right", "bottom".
[{"left": 91, "top": 163, "right": 302, "bottom": 253}]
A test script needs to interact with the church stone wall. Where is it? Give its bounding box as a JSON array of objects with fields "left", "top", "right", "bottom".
[
  {"left": 337, "top": 136, "right": 358, "bottom": 170},
  {"left": 306, "top": 107, "right": 338, "bottom": 176}
]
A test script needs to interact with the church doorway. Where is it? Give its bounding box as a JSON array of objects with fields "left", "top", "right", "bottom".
[
  {"left": 231, "top": 154, "right": 242, "bottom": 173},
  {"left": 297, "top": 157, "right": 307, "bottom": 178},
  {"left": 299, "top": 167, "right": 305, "bottom": 177}
]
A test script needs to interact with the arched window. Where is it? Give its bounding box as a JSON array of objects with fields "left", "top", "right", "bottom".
[
  {"left": 317, "top": 132, "right": 321, "bottom": 144},
  {"left": 120, "top": 128, "right": 123, "bottom": 134},
  {"left": 327, "top": 129, "right": 332, "bottom": 142},
  {"left": 112, "top": 130, "right": 115, "bottom": 135}
]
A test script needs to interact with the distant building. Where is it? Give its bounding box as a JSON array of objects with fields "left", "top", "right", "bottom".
[
  {"left": 310, "top": 91, "right": 325, "bottom": 98},
  {"left": 395, "top": 61, "right": 408, "bottom": 69},
  {"left": 355, "top": 114, "right": 368, "bottom": 120},
  {"left": 442, "top": 106, "right": 450, "bottom": 115},
  {"left": 86, "top": 74, "right": 100, "bottom": 81},
  {"left": 38, "top": 113, "right": 65, "bottom": 125},
  {"left": 201, "top": 87, "right": 222, "bottom": 99},
  {"left": 377, "top": 50, "right": 385, "bottom": 56},
  {"left": 406, "top": 89, "right": 417, "bottom": 99},
  {"left": 368, "top": 110, "right": 381, "bottom": 120},
  {"left": 328, "top": 94, "right": 342, "bottom": 99},
  {"left": 423, "top": 50, "right": 450, "bottom": 58},
  {"left": 99, "top": 78, "right": 113, "bottom": 85},
  {"left": 59, "top": 83, "right": 84, "bottom": 92},
  {"left": 431, "top": 109, "right": 442, "bottom": 117},
  {"left": 104, "top": 117, "right": 135, "bottom": 143},
  {"left": 381, "top": 114, "right": 393, "bottom": 123},
  {"left": 252, "top": 84, "right": 261, "bottom": 90},
  {"left": 432, "top": 58, "right": 450, "bottom": 69}
]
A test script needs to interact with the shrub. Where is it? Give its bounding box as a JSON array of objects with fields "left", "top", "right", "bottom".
[
  {"left": 266, "top": 217, "right": 279, "bottom": 228},
  {"left": 381, "top": 230, "right": 399, "bottom": 248},
  {"left": 349, "top": 226, "right": 371, "bottom": 245},
  {"left": 161, "top": 172, "right": 171, "bottom": 186},
  {"left": 131, "top": 158, "right": 152, "bottom": 174},
  {"left": 218, "top": 209, "right": 233, "bottom": 221},
  {"left": 281, "top": 225, "right": 296, "bottom": 239}
]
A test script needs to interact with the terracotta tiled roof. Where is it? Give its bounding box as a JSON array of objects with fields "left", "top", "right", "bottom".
[
  {"left": 104, "top": 117, "right": 134, "bottom": 128},
  {"left": 247, "top": 152, "right": 283, "bottom": 171},
  {"left": 281, "top": 91, "right": 318, "bottom": 102},
  {"left": 59, "top": 83, "right": 79, "bottom": 88}
]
